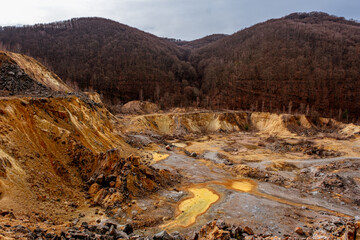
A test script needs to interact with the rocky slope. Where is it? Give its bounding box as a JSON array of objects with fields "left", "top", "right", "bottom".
[
  {"left": 0, "top": 51, "right": 72, "bottom": 96},
  {"left": 2, "top": 219, "right": 359, "bottom": 239},
  {"left": 0, "top": 95, "right": 124, "bottom": 218},
  {"left": 0, "top": 52, "right": 178, "bottom": 238},
  {"left": 120, "top": 110, "right": 360, "bottom": 138}
]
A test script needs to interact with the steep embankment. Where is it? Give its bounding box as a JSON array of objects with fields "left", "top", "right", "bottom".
[
  {"left": 0, "top": 93, "right": 178, "bottom": 228},
  {"left": 121, "top": 111, "right": 360, "bottom": 138},
  {"left": 0, "top": 51, "right": 177, "bottom": 229},
  {"left": 4, "top": 51, "right": 72, "bottom": 92},
  {"left": 0, "top": 95, "right": 128, "bottom": 221},
  {"left": 121, "top": 112, "right": 248, "bottom": 136}
]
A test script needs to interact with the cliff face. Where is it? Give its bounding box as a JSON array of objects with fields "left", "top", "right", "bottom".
[
  {"left": 121, "top": 110, "right": 360, "bottom": 138},
  {"left": 0, "top": 94, "right": 129, "bottom": 221},
  {"left": 1, "top": 13, "right": 360, "bottom": 120}
]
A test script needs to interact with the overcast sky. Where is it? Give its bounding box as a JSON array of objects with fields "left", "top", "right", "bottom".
[{"left": 0, "top": 0, "right": 359, "bottom": 40}]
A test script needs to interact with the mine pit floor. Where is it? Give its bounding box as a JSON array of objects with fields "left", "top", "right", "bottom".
[{"left": 131, "top": 132, "right": 360, "bottom": 237}]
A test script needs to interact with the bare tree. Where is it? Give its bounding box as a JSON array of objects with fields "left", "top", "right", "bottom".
[
  {"left": 288, "top": 101, "right": 293, "bottom": 114},
  {"left": 338, "top": 108, "right": 342, "bottom": 121},
  {"left": 139, "top": 88, "right": 143, "bottom": 101},
  {"left": 154, "top": 84, "right": 160, "bottom": 102}
]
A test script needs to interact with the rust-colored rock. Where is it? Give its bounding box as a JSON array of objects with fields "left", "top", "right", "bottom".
[
  {"left": 93, "top": 188, "right": 106, "bottom": 204},
  {"left": 88, "top": 183, "right": 101, "bottom": 197},
  {"left": 244, "top": 226, "right": 254, "bottom": 235},
  {"left": 115, "top": 176, "right": 122, "bottom": 188},
  {"left": 197, "top": 221, "right": 231, "bottom": 240},
  {"left": 85, "top": 152, "right": 179, "bottom": 208},
  {"left": 345, "top": 222, "right": 356, "bottom": 240},
  {"left": 102, "top": 192, "right": 124, "bottom": 208},
  {"left": 294, "top": 227, "right": 304, "bottom": 235}
]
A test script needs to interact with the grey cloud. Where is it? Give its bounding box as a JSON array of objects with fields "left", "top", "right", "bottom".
[
  {"left": 0, "top": 0, "right": 359, "bottom": 40},
  {"left": 109, "top": 0, "right": 360, "bottom": 40}
]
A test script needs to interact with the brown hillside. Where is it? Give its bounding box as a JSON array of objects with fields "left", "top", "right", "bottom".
[
  {"left": 0, "top": 18, "right": 197, "bottom": 107},
  {"left": 190, "top": 12, "right": 360, "bottom": 120},
  {"left": 164, "top": 34, "right": 228, "bottom": 49},
  {"left": 0, "top": 13, "right": 360, "bottom": 120}
]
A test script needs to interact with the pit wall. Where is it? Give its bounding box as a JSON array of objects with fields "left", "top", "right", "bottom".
[
  {"left": 124, "top": 111, "right": 360, "bottom": 137},
  {"left": 0, "top": 95, "right": 134, "bottom": 215}
]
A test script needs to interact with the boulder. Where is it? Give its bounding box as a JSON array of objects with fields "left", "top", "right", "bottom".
[
  {"left": 295, "top": 227, "right": 304, "bottom": 235},
  {"left": 153, "top": 230, "right": 174, "bottom": 240}
]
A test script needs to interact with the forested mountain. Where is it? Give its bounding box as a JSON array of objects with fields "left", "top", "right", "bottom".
[
  {"left": 0, "top": 17, "right": 198, "bottom": 108},
  {"left": 165, "top": 34, "right": 228, "bottom": 49},
  {"left": 190, "top": 12, "right": 360, "bottom": 120},
  {"left": 0, "top": 12, "right": 359, "bottom": 120}
]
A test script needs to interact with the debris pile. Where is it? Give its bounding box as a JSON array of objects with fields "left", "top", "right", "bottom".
[
  {"left": 0, "top": 61, "right": 52, "bottom": 96},
  {"left": 84, "top": 151, "right": 179, "bottom": 208}
]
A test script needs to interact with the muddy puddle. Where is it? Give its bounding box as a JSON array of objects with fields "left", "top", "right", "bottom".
[
  {"left": 152, "top": 152, "right": 169, "bottom": 162},
  {"left": 159, "top": 175, "right": 354, "bottom": 233},
  {"left": 171, "top": 142, "right": 188, "bottom": 148},
  {"left": 226, "top": 179, "right": 256, "bottom": 192},
  {"left": 161, "top": 187, "right": 219, "bottom": 229}
]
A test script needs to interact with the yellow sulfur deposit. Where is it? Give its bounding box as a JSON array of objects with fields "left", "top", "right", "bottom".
[{"left": 162, "top": 187, "right": 219, "bottom": 229}]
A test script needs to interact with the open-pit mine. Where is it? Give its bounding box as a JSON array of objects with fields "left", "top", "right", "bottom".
[{"left": 0, "top": 50, "right": 360, "bottom": 239}]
